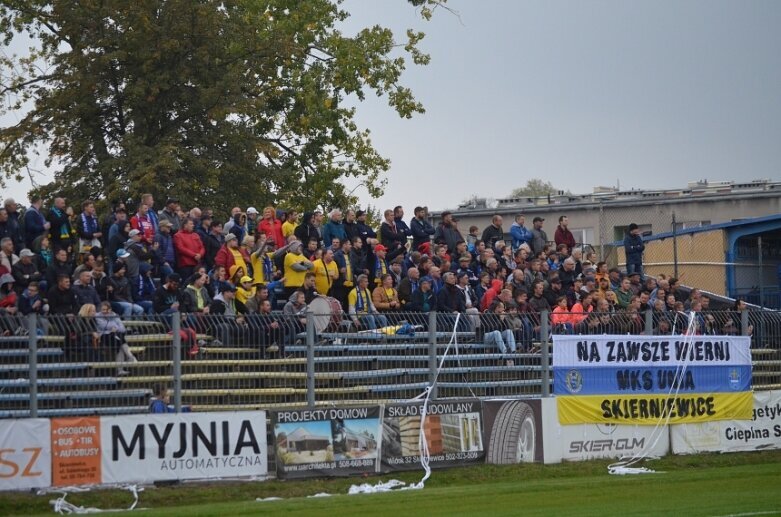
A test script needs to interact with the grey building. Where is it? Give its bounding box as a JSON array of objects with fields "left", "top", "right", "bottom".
[{"left": 432, "top": 179, "right": 781, "bottom": 266}]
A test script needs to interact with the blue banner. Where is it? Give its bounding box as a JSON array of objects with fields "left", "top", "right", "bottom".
[{"left": 554, "top": 365, "right": 752, "bottom": 396}]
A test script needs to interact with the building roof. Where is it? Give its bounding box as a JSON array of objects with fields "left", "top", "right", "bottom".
[
  {"left": 611, "top": 213, "right": 781, "bottom": 245},
  {"left": 286, "top": 427, "right": 330, "bottom": 442},
  {"left": 436, "top": 179, "right": 781, "bottom": 219}
]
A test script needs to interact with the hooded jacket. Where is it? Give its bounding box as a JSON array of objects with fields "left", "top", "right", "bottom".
[
  {"left": 294, "top": 212, "right": 320, "bottom": 247},
  {"left": 480, "top": 279, "right": 504, "bottom": 312}
]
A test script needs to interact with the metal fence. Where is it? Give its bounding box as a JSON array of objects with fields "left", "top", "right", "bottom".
[{"left": 2, "top": 309, "right": 778, "bottom": 419}]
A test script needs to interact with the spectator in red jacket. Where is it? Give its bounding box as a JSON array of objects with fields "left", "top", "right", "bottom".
[
  {"left": 173, "top": 218, "right": 204, "bottom": 280},
  {"left": 257, "top": 206, "right": 284, "bottom": 247},
  {"left": 554, "top": 215, "right": 576, "bottom": 252},
  {"left": 214, "top": 233, "right": 250, "bottom": 274}
]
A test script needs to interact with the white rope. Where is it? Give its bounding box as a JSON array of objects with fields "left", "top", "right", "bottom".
[
  {"left": 607, "top": 311, "right": 698, "bottom": 475},
  {"left": 409, "top": 313, "right": 462, "bottom": 489},
  {"left": 37, "top": 485, "right": 143, "bottom": 514}
]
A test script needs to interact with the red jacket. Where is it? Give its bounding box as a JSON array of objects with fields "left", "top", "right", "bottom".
[
  {"left": 257, "top": 218, "right": 284, "bottom": 247},
  {"left": 173, "top": 230, "right": 205, "bottom": 268},
  {"left": 214, "top": 245, "right": 250, "bottom": 272},
  {"left": 480, "top": 279, "right": 504, "bottom": 312},
  {"left": 130, "top": 214, "right": 155, "bottom": 244},
  {"left": 554, "top": 226, "right": 576, "bottom": 250}
]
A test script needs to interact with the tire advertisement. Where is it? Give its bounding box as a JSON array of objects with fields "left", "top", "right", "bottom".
[
  {"left": 381, "top": 400, "right": 484, "bottom": 472},
  {"left": 271, "top": 406, "right": 382, "bottom": 479},
  {"left": 482, "top": 400, "right": 543, "bottom": 464}
]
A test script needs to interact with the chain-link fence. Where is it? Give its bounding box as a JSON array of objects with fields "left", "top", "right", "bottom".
[{"left": 3, "top": 309, "right": 778, "bottom": 419}]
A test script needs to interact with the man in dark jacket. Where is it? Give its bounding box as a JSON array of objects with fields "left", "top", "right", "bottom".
[
  {"left": 73, "top": 269, "right": 101, "bottom": 307},
  {"left": 437, "top": 272, "right": 466, "bottom": 313},
  {"left": 624, "top": 223, "right": 645, "bottom": 276},
  {"left": 354, "top": 210, "right": 377, "bottom": 246},
  {"left": 12, "top": 249, "right": 43, "bottom": 294},
  {"left": 47, "top": 275, "right": 80, "bottom": 315},
  {"left": 433, "top": 211, "right": 464, "bottom": 255},
  {"left": 24, "top": 196, "right": 50, "bottom": 249},
  {"left": 294, "top": 212, "right": 321, "bottom": 248},
  {"left": 46, "top": 248, "right": 74, "bottom": 288},
  {"left": 153, "top": 273, "right": 185, "bottom": 314},
  {"left": 481, "top": 215, "right": 505, "bottom": 250},
  {"left": 410, "top": 206, "right": 435, "bottom": 251},
  {"left": 47, "top": 197, "right": 74, "bottom": 253}
]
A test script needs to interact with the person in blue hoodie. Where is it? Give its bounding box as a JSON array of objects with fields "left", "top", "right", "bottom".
[
  {"left": 623, "top": 223, "right": 645, "bottom": 276},
  {"left": 510, "top": 214, "right": 533, "bottom": 252}
]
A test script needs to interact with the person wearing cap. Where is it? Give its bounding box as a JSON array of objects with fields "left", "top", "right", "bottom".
[
  {"left": 530, "top": 216, "right": 547, "bottom": 256},
  {"left": 244, "top": 207, "right": 259, "bottom": 236},
  {"left": 408, "top": 275, "right": 435, "bottom": 313},
  {"left": 198, "top": 220, "right": 224, "bottom": 270},
  {"left": 130, "top": 201, "right": 156, "bottom": 245},
  {"left": 624, "top": 222, "right": 645, "bottom": 276},
  {"left": 12, "top": 248, "right": 42, "bottom": 294},
  {"left": 158, "top": 198, "right": 181, "bottom": 233},
  {"left": 105, "top": 261, "right": 144, "bottom": 316},
  {"left": 153, "top": 273, "right": 186, "bottom": 314},
  {"left": 354, "top": 210, "right": 377, "bottom": 246},
  {"left": 214, "top": 232, "right": 249, "bottom": 275},
  {"left": 608, "top": 267, "right": 622, "bottom": 290},
  {"left": 283, "top": 240, "right": 314, "bottom": 299},
  {"left": 173, "top": 218, "right": 205, "bottom": 280},
  {"left": 312, "top": 248, "right": 338, "bottom": 296},
  {"left": 235, "top": 275, "right": 256, "bottom": 304},
  {"left": 209, "top": 283, "right": 248, "bottom": 346},
  {"left": 124, "top": 228, "right": 153, "bottom": 287},
  {"left": 366, "top": 240, "right": 406, "bottom": 289},
  {"left": 433, "top": 211, "right": 463, "bottom": 256}
]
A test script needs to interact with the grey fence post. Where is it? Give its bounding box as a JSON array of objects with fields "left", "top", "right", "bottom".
[
  {"left": 741, "top": 310, "right": 750, "bottom": 337},
  {"left": 172, "top": 312, "right": 182, "bottom": 412},
  {"left": 306, "top": 308, "right": 316, "bottom": 409},
  {"left": 27, "top": 314, "right": 38, "bottom": 418},
  {"left": 540, "top": 310, "right": 550, "bottom": 398},
  {"left": 644, "top": 308, "right": 654, "bottom": 335},
  {"left": 428, "top": 311, "right": 438, "bottom": 400}
]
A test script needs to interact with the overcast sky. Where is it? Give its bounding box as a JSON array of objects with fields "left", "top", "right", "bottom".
[{"left": 2, "top": 0, "right": 780, "bottom": 211}]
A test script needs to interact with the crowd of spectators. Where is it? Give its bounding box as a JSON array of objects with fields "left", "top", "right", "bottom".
[{"left": 0, "top": 195, "right": 751, "bottom": 367}]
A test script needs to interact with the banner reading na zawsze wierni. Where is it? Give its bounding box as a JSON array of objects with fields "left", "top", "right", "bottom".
[
  {"left": 553, "top": 335, "right": 753, "bottom": 425},
  {"left": 271, "top": 407, "right": 382, "bottom": 479}
]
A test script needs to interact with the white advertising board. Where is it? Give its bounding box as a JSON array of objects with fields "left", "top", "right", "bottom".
[
  {"left": 101, "top": 411, "right": 267, "bottom": 483},
  {"left": 541, "top": 398, "right": 669, "bottom": 464},
  {"left": 671, "top": 390, "right": 781, "bottom": 454}
]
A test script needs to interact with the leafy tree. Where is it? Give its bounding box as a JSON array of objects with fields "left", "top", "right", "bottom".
[
  {"left": 0, "top": 1, "right": 438, "bottom": 213},
  {"left": 510, "top": 179, "right": 570, "bottom": 199}
]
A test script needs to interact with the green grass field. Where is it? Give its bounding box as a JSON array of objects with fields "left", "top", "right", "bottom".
[{"left": 3, "top": 451, "right": 781, "bottom": 516}]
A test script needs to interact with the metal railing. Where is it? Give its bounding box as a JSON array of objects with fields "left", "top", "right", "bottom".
[{"left": 2, "top": 308, "right": 778, "bottom": 419}]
